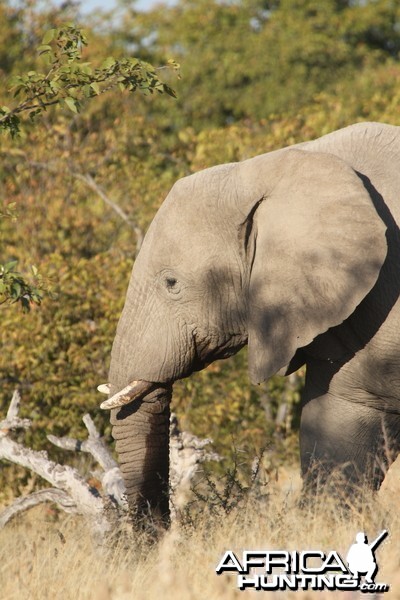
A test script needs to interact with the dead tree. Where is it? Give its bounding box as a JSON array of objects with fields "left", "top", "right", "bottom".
[{"left": 0, "top": 390, "right": 219, "bottom": 533}]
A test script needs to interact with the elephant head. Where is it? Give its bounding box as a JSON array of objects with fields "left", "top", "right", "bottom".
[{"left": 101, "top": 145, "right": 387, "bottom": 521}]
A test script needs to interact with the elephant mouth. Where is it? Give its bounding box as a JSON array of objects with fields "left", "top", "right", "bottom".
[
  {"left": 100, "top": 335, "right": 248, "bottom": 412},
  {"left": 99, "top": 379, "right": 159, "bottom": 410}
]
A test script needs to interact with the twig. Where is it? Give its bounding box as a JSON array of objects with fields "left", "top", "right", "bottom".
[
  {"left": 75, "top": 173, "right": 144, "bottom": 254},
  {"left": 48, "top": 413, "right": 127, "bottom": 508},
  {"left": 0, "top": 389, "right": 31, "bottom": 433},
  {"left": 26, "top": 160, "right": 144, "bottom": 254},
  {"left": 169, "top": 413, "right": 221, "bottom": 514}
]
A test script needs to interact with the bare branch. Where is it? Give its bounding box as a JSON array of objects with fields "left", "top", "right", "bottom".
[
  {"left": 0, "top": 389, "right": 31, "bottom": 433},
  {"left": 74, "top": 173, "right": 131, "bottom": 227},
  {"left": 82, "top": 413, "right": 118, "bottom": 471},
  {"left": 48, "top": 414, "right": 122, "bottom": 480},
  {"left": 0, "top": 489, "right": 77, "bottom": 528},
  {"left": 0, "top": 435, "right": 105, "bottom": 518},
  {"left": 170, "top": 413, "right": 221, "bottom": 513},
  {"left": 6, "top": 388, "right": 21, "bottom": 420},
  {"left": 82, "top": 413, "right": 100, "bottom": 438},
  {"left": 47, "top": 413, "right": 127, "bottom": 508},
  {"left": 0, "top": 391, "right": 109, "bottom": 535},
  {"left": 75, "top": 173, "right": 144, "bottom": 254},
  {"left": 0, "top": 392, "right": 219, "bottom": 532},
  {"left": 26, "top": 160, "right": 144, "bottom": 254},
  {"left": 100, "top": 467, "right": 127, "bottom": 508},
  {"left": 46, "top": 434, "right": 82, "bottom": 452}
]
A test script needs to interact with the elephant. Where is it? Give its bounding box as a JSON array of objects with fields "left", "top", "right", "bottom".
[{"left": 99, "top": 121, "right": 400, "bottom": 522}]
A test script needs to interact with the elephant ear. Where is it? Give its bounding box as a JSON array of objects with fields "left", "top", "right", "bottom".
[{"left": 243, "top": 148, "right": 387, "bottom": 384}]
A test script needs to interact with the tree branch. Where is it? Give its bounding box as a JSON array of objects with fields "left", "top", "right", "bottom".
[
  {"left": 0, "top": 391, "right": 110, "bottom": 535},
  {"left": 48, "top": 413, "right": 127, "bottom": 508},
  {"left": 0, "top": 392, "right": 220, "bottom": 532},
  {"left": 0, "top": 435, "right": 105, "bottom": 518},
  {"left": 26, "top": 160, "right": 144, "bottom": 254},
  {"left": 74, "top": 172, "right": 143, "bottom": 249},
  {"left": 0, "top": 488, "right": 77, "bottom": 528},
  {"left": 0, "top": 389, "right": 31, "bottom": 432},
  {"left": 169, "top": 412, "right": 221, "bottom": 514}
]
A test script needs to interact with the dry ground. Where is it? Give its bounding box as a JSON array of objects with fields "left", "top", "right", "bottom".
[{"left": 0, "top": 459, "right": 399, "bottom": 600}]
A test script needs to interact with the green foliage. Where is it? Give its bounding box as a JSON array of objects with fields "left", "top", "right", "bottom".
[
  {"left": 0, "top": 18, "right": 177, "bottom": 321},
  {"left": 1, "top": 0, "right": 400, "bottom": 499},
  {"left": 0, "top": 262, "right": 44, "bottom": 311},
  {"left": 0, "top": 202, "right": 17, "bottom": 220},
  {"left": 0, "top": 23, "right": 178, "bottom": 137},
  {"left": 130, "top": 0, "right": 400, "bottom": 128},
  {"left": 0, "top": 3, "right": 26, "bottom": 75},
  {"left": 0, "top": 203, "right": 45, "bottom": 311}
]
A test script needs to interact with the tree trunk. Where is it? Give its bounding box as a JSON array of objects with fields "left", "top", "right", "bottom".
[{"left": 110, "top": 385, "right": 171, "bottom": 525}]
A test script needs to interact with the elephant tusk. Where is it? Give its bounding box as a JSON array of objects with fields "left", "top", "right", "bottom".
[
  {"left": 100, "top": 380, "right": 157, "bottom": 410},
  {"left": 97, "top": 383, "right": 111, "bottom": 394}
]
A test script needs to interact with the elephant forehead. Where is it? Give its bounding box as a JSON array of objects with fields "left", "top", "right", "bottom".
[
  {"left": 142, "top": 189, "right": 236, "bottom": 262},
  {"left": 137, "top": 208, "right": 231, "bottom": 272},
  {"left": 158, "top": 224, "right": 228, "bottom": 265},
  {"left": 158, "top": 163, "right": 239, "bottom": 218}
]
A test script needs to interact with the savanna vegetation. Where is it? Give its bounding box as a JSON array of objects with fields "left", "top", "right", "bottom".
[
  {"left": 1, "top": 472, "right": 400, "bottom": 599},
  {"left": 1, "top": 2, "right": 400, "bottom": 595}
]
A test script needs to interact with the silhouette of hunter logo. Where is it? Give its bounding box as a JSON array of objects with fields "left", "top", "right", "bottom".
[{"left": 346, "top": 530, "right": 388, "bottom": 584}]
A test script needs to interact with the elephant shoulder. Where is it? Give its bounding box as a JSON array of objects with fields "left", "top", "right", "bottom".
[{"left": 299, "top": 122, "right": 400, "bottom": 168}]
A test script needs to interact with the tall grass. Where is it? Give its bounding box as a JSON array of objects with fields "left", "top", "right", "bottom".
[{"left": 1, "top": 461, "right": 399, "bottom": 600}]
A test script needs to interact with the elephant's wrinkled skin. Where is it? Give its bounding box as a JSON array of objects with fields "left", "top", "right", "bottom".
[{"left": 104, "top": 122, "right": 400, "bottom": 519}]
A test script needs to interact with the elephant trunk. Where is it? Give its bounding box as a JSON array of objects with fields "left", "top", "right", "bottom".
[{"left": 110, "top": 385, "right": 171, "bottom": 525}]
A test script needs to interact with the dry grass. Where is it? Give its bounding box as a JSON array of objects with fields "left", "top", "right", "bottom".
[{"left": 1, "top": 460, "right": 400, "bottom": 600}]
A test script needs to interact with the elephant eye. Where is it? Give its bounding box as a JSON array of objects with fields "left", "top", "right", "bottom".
[
  {"left": 159, "top": 270, "right": 181, "bottom": 296},
  {"left": 166, "top": 277, "right": 176, "bottom": 287},
  {"left": 165, "top": 276, "right": 179, "bottom": 293}
]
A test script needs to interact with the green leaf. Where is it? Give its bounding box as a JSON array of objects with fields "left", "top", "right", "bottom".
[
  {"left": 163, "top": 84, "right": 177, "bottom": 98},
  {"left": 49, "top": 80, "right": 61, "bottom": 91},
  {"left": 29, "top": 108, "right": 42, "bottom": 120},
  {"left": 38, "top": 44, "right": 52, "bottom": 54},
  {"left": 4, "top": 260, "right": 18, "bottom": 273},
  {"left": 80, "top": 64, "right": 93, "bottom": 76},
  {"left": 64, "top": 97, "right": 78, "bottom": 113},
  {"left": 90, "top": 82, "right": 100, "bottom": 95},
  {"left": 12, "top": 282, "right": 21, "bottom": 298},
  {"left": 12, "top": 85, "right": 25, "bottom": 98},
  {"left": 21, "top": 296, "right": 30, "bottom": 312},
  {"left": 9, "top": 75, "right": 23, "bottom": 86},
  {"left": 42, "top": 29, "right": 56, "bottom": 44},
  {"left": 167, "top": 59, "right": 180, "bottom": 69},
  {"left": 102, "top": 57, "right": 116, "bottom": 69}
]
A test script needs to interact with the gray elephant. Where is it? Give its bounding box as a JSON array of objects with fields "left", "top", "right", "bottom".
[{"left": 99, "top": 122, "right": 400, "bottom": 522}]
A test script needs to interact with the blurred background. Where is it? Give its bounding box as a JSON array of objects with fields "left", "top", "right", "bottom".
[{"left": 1, "top": 0, "right": 399, "bottom": 500}]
